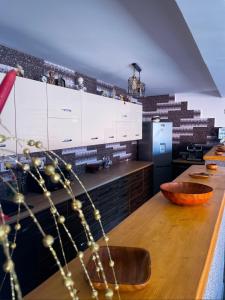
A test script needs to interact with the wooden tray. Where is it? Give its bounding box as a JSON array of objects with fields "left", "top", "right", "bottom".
[
  {"left": 189, "top": 172, "right": 210, "bottom": 179},
  {"left": 86, "top": 246, "right": 151, "bottom": 292}
]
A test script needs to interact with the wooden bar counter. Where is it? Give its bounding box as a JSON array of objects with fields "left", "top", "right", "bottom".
[
  {"left": 203, "top": 145, "right": 225, "bottom": 162},
  {"left": 26, "top": 165, "right": 225, "bottom": 300}
]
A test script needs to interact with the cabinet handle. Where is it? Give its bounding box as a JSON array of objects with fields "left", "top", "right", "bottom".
[
  {"left": 135, "top": 134, "right": 140, "bottom": 136},
  {"left": 62, "top": 139, "right": 72, "bottom": 142},
  {"left": 0, "top": 144, "right": 6, "bottom": 148},
  {"left": 61, "top": 108, "right": 72, "bottom": 112},
  {"left": 109, "top": 136, "right": 114, "bottom": 138},
  {"left": 122, "top": 114, "right": 128, "bottom": 118},
  {"left": 91, "top": 137, "right": 99, "bottom": 140},
  {"left": 123, "top": 135, "right": 127, "bottom": 138}
]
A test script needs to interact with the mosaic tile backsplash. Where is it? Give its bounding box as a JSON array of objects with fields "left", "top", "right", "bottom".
[{"left": 141, "top": 94, "right": 218, "bottom": 157}]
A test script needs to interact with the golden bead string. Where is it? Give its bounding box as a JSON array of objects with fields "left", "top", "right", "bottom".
[
  {"left": 0, "top": 169, "right": 22, "bottom": 294},
  {"left": 48, "top": 151, "right": 121, "bottom": 299},
  {"left": 13, "top": 155, "right": 100, "bottom": 300},
  {"left": 0, "top": 202, "right": 22, "bottom": 300},
  {"left": 1, "top": 178, "right": 79, "bottom": 300},
  {"left": 0, "top": 131, "right": 121, "bottom": 300}
]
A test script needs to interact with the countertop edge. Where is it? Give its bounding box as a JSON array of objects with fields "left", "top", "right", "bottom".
[
  {"left": 196, "top": 190, "right": 225, "bottom": 299},
  {"left": 204, "top": 145, "right": 225, "bottom": 161}
]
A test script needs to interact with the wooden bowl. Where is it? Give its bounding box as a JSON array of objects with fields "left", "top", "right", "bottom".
[
  {"left": 216, "top": 145, "right": 225, "bottom": 152},
  {"left": 215, "top": 151, "right": 223, "bottom": 156},
  {"left": 188, "top": 172, "right": 210, "bottom": 179},
  {"left": 86, "top": 246, "right": 151, "bottom": 292},
  {"left": 206, "top": 163, "right": 218, "bottom": 170},
  {"left": 160, "top": 182, "right": 213, "bottom": 206}
]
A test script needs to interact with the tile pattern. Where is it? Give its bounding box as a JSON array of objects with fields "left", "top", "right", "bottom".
[
  {"left": 0, "top": 44, "right": 137, "bottom": 197},
  {"left": 141, "top": 95, "right": 218, "bottom": 157}
]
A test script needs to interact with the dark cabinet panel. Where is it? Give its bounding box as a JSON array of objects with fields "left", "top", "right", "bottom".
[{"left": 0, "top": 165, "right": 153, "bottom": 299}]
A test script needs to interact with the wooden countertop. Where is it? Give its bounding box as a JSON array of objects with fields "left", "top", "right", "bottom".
[
  {"left": 172, "top": 158, "right": 205, "bottom": 165},
  {"left": 7, "top": 160, "right": 152, "bottom": 225},
  {"left": 25, "top": 165, "right": 225, "bottom": 300},
  {"left": 203, "top": 145, "right": 225, "bottom": 161}
]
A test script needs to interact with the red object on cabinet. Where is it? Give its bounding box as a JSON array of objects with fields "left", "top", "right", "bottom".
[{"left": 0, "top": 69, "right": 17, "bottom": 114}]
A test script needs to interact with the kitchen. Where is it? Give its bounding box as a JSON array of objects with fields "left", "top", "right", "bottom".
[{"left": 0, "top": 1, "right": 225, "bottom": 300}]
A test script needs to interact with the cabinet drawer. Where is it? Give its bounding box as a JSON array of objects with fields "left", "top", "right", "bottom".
[
  {"left": 48, "top": 117, "right": 82, "bottom": 150},
  {"left": 47, "top": 84, "right": 82, "bottom": 119}
]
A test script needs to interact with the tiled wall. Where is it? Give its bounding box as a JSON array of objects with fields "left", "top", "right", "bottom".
[
  {"left": 0, "top": 44, "right": 137, "bottom": 190},
  {"left": 141, "top": 94, "right": 218, "bottom": 157}
]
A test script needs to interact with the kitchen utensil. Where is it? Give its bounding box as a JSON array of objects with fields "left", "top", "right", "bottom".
[
  {"left": 86, "top": 246, "right": 151, "bottom": 292},
  {"left": 160, "top": 182, "right": 213, "bottom": 205}
]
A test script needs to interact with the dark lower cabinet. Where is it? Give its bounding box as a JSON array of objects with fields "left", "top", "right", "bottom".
[{"left": 0, "top": 165, "right": 153, "bottom": 299}]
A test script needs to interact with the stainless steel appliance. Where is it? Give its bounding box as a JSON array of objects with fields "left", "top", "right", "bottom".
[
  {"left": 186, "top": 144, "right": 203, "bottom": 161},
  {"left": 138, "top": 122, "right": 173, "bottom": 194}
]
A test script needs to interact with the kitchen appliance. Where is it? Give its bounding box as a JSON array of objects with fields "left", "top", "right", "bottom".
[
  {"left": 138, "top": 122, "right": 173, "bottom": 194},
  {"left": 186, "top": 144, "right": 203, "bottom": 161}
]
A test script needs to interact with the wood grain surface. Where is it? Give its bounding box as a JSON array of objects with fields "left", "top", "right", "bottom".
[
  {"left": 25, "top": 165, "right": 225, "bottom": 300},
  {"left": 203, "top": 146, "right": 225, "bottom": 161}
]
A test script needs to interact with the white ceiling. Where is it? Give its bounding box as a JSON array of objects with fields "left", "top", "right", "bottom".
[
  {"left": 0, "top": 0, "right": 218, "bottom": 95},
  {"left": 176, "top": 0, "right": 225, "bottom": 97}
]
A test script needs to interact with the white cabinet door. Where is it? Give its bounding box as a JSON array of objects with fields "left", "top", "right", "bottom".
[
  {"left": 47, "top": 85, "right": 82, "bottom": 119},
  {"left": 15, "top": 77, "right": 48, "bottom": 153},
  {"left": 48, "top": 118, "right": 82, "bottom": 150},
  {"left": 104, "top": 100, "right": 117, "bottom": 144},
  {"left": 116, "top": 122, "right": 131, "bottom": 142},
  {"left": 82, "top": 93, "right": 105, "bottom": 146},
  {"left": 129, "top": 103, "right": 142, "bottom": 121},
  {"left": 130, "top": 121, "right": 142, "bottom": 140},
  {"left": 116, "top": 101, "right": 131, "bottom": 122},
  {"left": 129, "top": 103, "right": 143, "bottom": 140},
  {"left": 0, "top": 73, "right": 16, "bottom": 154}
]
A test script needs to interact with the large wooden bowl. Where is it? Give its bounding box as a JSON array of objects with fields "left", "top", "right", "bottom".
[
  {"left": 86, "top": 246, "right": 151, "bottom": 292},
  {"left": 160, "top": 182, "right": 213, "bottom": 206}
]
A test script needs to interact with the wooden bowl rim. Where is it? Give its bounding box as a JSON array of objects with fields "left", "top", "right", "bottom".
[
  {"left": 86, "top": 245, "right": 151, "bottom": 286},
  {"left": 160, "top": 181, "right": 213, "bottom": 194},
  {"left": 188, "top": 172, "right": 209, "bottom": 179}
]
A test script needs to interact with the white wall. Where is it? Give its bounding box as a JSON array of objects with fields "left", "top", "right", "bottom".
[{"left": 175, "top": 92, "right": 225, "bottom": 127}]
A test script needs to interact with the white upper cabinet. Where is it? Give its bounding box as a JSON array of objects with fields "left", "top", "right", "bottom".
[
  {"left": 47, "top": 85, "right": 82, "bottom": 150},
  {"left": 15, "top": 77, "right": 48, "bottom": 153},
  {"left": 129, "top": 103, "right": 143, "bottom": 140},
  {"left": 47, "top": 84, "right": 82, "bottom": 119},
  {"left": 48, "top": 117, "right": 82, "bottom": 150},
  {"left": 116, "top": 101, "right": 131, "bottom": 122},
  {"left": 82, "top": 94, "right": 143, "bottom": 146},
  {"left": 82, "top": 93, "right": 105, "bottom": 146},
  {"left": 0, "top": 72, "right": 16, "bottom": 155},
  {"left": 0, "top": 74, "right": 142, "bottom": 153}
]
